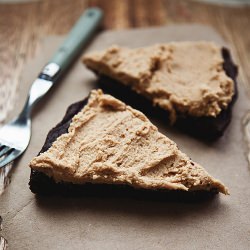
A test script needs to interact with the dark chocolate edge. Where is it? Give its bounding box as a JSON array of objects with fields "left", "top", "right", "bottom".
[
  {"left": 29, "top": 95, "right": 218, "bottom": 202},
  {"left": 95, "top": 48, "right": 238, "bottom": 140}
]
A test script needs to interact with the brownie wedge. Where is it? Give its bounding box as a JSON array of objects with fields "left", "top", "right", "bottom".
[
  {"left": 83, "top": 42, "right": 238, "bottom": 140},
  {"left": 29, "top": 90, "right": 228, "bottom": 200}
]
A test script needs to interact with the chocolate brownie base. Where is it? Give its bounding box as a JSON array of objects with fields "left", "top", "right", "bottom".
[
  {"left": 95, "top": 48, "right": 238, "bottom": 140},
  {"left": 29, "top": 95, "right": 218, "bottom": 201}
]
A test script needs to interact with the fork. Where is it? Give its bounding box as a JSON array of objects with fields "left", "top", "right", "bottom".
[{"left": 0, "top": 8, "right": 103, "bottom": 169}]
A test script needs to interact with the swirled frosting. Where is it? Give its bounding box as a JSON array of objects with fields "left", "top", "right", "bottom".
[
  {"left": 83, "top": 42, "right": 234, "bottom": 123},
  {"left": 30, "top": 90, "right": 228, "bottom": 194}
]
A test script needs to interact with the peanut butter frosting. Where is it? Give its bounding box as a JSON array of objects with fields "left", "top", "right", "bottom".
[
  {"left": 30, "top": 90, "right": 228, "bottom": 194},
  {"left": 83, "top": 42, "right": 234, "bottom": 123}
]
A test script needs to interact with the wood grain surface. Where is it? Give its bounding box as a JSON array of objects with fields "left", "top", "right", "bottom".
[{"left": 0, "top": 0, "right": 249, "bottom": 122}]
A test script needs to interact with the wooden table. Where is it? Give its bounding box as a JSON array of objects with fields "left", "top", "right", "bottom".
[
  {"left": 0, "top": 2, "right": 249, "bottom": 249},
  {"left": 0, "top": 0, "right": 249, "bottom": 123}
]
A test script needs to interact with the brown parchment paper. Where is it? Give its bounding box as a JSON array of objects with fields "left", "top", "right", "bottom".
[{"left": 1, "top": 25, "right": 250, "bottom": 250}]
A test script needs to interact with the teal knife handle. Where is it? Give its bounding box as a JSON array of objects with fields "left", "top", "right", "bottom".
[{"left": 49, "top": 7, "right": 103, "bottom": 73}]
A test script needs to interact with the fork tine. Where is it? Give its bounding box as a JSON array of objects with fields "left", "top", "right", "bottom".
[
  {"left": 0, "top": 149, "right": 20, "bottom": 169},
  {"left": 0, "top": 146, "right": 12, "bottom": 158}
]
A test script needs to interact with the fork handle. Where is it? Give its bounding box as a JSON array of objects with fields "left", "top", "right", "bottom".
[
  {"left": 47, "top": 8, "right": 103, "bottom": 76},
  {"left": 40, "top": 7, "right": 103, "bottom": 82},
  {"left": 19, "top": 8, "right": 102, "bottom": 119}
]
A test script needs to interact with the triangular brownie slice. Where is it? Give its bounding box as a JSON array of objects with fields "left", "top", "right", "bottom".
[
  {"left": 29, "top": 90, "right": 228, "bottom": 196},
  {"left": 83, "top": 42, "right": 237, "bottom": 139}
]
